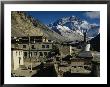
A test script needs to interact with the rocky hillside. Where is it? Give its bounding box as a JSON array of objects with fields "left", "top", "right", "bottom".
[
  {"left": 90, "top": 34, "right": 100, "bottom": 52},
  {"left": 11, "top": 11, "right": 67, "bottom": 42},
  {"left": 11, "top": 11, "right": 43, "bottom": 37}
]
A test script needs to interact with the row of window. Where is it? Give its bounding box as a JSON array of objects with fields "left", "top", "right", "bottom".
[
  {"left": 15, "top": 51, "right": 22, "bottom": 56},
  {"left": 24, "top": 51, "right": 48, "bottom": 57},
  {"left": 42, "top": 45, "right": 49, "bottom": 48},
  {"left": 13, "top": 50, "right": 49, "bottom": 57},
  {"left": 23, "top": 45, "right": 50, "bottom": 49}
]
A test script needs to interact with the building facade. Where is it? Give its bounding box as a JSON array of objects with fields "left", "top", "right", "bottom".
[
  {"left": 11, "top": 36, "right": 53, "bottom": 61},
  {"left": 11, "top": 48, "right": 24, "bottom": 70}
]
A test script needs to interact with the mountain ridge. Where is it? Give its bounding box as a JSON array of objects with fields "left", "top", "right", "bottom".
[{"left": 48, "top": 16, "right": 100, "bottom": 41}]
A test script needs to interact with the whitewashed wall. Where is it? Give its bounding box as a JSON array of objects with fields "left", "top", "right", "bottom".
[{"left": 11, "top": 50, "right": 24, "bottom": 70}]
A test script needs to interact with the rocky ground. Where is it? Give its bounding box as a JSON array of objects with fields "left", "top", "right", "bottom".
[{"left": 11, "top": 62, "right": 41, "bottom": 77}]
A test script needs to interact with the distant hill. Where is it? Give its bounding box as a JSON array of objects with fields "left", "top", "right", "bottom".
[
  {"left": 11, "top": 11, "right": 67, "bottom": 42},
  {"left": 90, "top": 34, "right": 100, "bottom": 52}
]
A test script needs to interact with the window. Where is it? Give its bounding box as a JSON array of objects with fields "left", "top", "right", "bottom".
[
  {"left": 46, "top": 45, "right": 49, "bottom": 48},
  {"left": 34, "top": 52, "right": 37, "bottom": 56},
  {"left": 23, "top": 45, "right": 26, "bottom": 48},
  {"left": 31, "top": 45, "right": 35, "bottom": 49},
  {"left": 24, "top": 52, "right": 27, "bottom": 57},
  {"left": 42, "top": 45, "right": 45, "bottom": 48},
  {"left": 44, "top": 52, "right": 47, "bottom": 56},
  {"left": 39, "top": 52, "right": 43, "bottom": 56},
  {"left": 16, "top": 51, "right": 17, "bottom": 56},
  {"left": 19, "top": 57, "right": 21, "bottom": 64},
  {"left": 74, "top": 66, "right": 76, "bottom": 68},
  {"left": 19, "top": 51, "right": 20, "bottom": 55},
  {"left": 48, "top": 40, "right": 51, "bottom": 42}
]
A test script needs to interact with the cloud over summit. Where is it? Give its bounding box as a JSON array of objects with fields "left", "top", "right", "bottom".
[{"left": 85, "top": 11, "right": 100, "bottom": 19}]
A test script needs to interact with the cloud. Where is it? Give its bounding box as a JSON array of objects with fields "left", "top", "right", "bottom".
[
  {"left": 91, "top": 23, "right": 99, "bottom": 26},
  {"left": 85, "top": 11, "right": 100, "bottom": 19}
]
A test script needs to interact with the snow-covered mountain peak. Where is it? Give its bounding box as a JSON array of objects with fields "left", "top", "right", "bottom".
[
  {"left": 48, "top": 16, "right": 100, "bottom": 41},
  {"left": 56, "top": 25, "right": 71, "bottom": 31}
]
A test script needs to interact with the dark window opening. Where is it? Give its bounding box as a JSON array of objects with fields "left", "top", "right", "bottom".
[
  {"left": 24, "top": 52, "right": 27, "bottom": 57},
  {"left": 44, "top": 52, "right": 48, "bottom": 56},
  {"left": 23, "top": 45, "right": 26, "bottom": 48},
  {"left": 19, "top": 51, "right": 20, "bottom": 55},
  {"left": 46, "top": 45, "right": 49, "bottom": 48},
  {"left": 48, "top": 40, "right": 51, "bottom": 42},
  {"left": 19, "top": 57, "right": 21, "bottom": 64},
  {"left": 42, "top": 45, "right": 45, "bottom": 48},
  {"left": 39, "top": 52, "right": 43, "bottom": 56},
  {"left": 31, "top": 45, "right": 35, "bottom": 49},
  {"left": 74, "top": 66, "right": 76, "bottom": 68}
]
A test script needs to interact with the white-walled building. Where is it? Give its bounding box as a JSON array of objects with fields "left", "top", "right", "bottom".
[
  {"left": 85, "top": 43, "right": 90, "bottom": 51},
  {"left": 11, "top": 48, "right": 24, "bottom": 70},
  {"left": 11, "top": 36, "right": 53, "bottom": 59}
]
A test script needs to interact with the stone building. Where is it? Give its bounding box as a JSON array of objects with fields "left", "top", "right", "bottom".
[
  {"left": 59, "top": 45, "right": 73, "bottom": 58},
  {"left": 11, "top": 36, "right": 53, "bottom": 61},
  {"left": 70, "top": 58, "right": 91, "bottom": 72},
  {"left": 69, "top": 51, "right": 93, "bottom": 74},
  {"left": 91, "top": 52, "right": 100, "bottom": 77},
  {"left": 75, "top": 51, "right": 93, "bottom": 67}
]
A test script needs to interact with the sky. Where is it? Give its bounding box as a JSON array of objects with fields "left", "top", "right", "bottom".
[{"left": 25, "top": 11, "right": 100, "bottom": 25}]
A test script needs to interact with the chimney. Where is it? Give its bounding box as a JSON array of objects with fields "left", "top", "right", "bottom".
[{"left": 84, "top": 32, "right": 86, "bottom": 43}]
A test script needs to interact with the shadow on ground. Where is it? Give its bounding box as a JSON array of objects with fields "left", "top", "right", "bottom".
[
  {"left": 32, "top": 64, "right": 57, "bottom": 77},
  {"left": 63, "top": 71, "right": 95, "bottom": 77}
]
